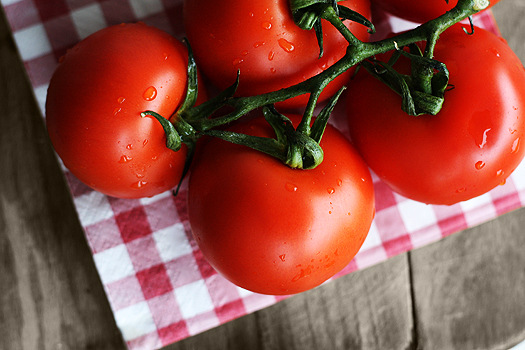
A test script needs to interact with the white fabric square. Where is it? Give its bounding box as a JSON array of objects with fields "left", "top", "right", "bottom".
[
  {"left": 74, "top": 191, "right": 114, "bottom": 227},
  {"left": 139, "top": 190, "right": 172, "bottom": 206},
  {"left": 33, "top": 84, "right": 48, "bottom": 116},
  {"left": 459, "top": 192, "right": 493, "bottom": 212},
  {"left": 153, "top": 223, "right": 193, "bottom": 262},
  {"left": 397, "top": 200, "right": 437, "bottom": 233},
  {"left": 93, "top": 244, "right": 135, "bottom": 284},
  {"left": 174, "top": 280, "right": 214, "bottom": 319},
  {"left": 13, "top": 23, "right": 52, "bottom": 61},
  {"left": 359, "top": 220, "right": 381, "bottom": 251},
  {"left": 71, "top": 3, "right": 108, "bottom": 40},
  {"left": 129, "top": 0, "right": 163, "bottom": 19},
  {"left": 114, "top": 301, "right": 157, "bottom": 341}
]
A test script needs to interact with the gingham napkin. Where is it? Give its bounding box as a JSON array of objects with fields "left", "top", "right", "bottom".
[{"left": 2, "top": 0, "right": 523, "bottom": 349}]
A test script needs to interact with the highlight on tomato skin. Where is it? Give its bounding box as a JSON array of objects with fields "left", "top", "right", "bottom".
[
  {"left": 346, "top": 24, "right": 525, "bottom": 205},
  {"left": 45, "top": 22, "right": 199, "bottom": 199},
  {"left": 187, "top": 114, "right": 375, "bottom": 295},
  {"left": 183, "top": 0, "right": 372, "bottom": 110}
]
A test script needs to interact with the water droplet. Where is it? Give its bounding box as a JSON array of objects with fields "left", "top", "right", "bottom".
[
  {"left": 143, "top": 86, "right": 157, "bottom": 101},
  {"left": 475, "top": 161, "right": 485, "bottom": 170},
  {"left": 249, "top": 12, "right": 254, "bottom": 17},
  {"left": 118, "top": 155, "right": 132, "bottom": 163},
  {"left": 328, "top": 211, "right": 332, "bottom": 214},
  {"left": 126, "top": 144, "right": 133, "bottom": 150},
  {"left": 455, "top": 188, "right": 467, "bottom": 194},
  {"left": 337, "top": 179, "right": 343, "bottom": 186},
  {"left": 261, "top": 21, "right": 272, "bottom": 30},
  {"left": 327, "top": 188, "right": 335, "bottom": 194},
  {"left": 279, "top": 254, "right": 286, "bottom": 262},
  {"left": 253, "top": 41, "right": 264, "bottom": 48},
  {"left": 278, "top": 38, "right": 295, "bottom": 53},
  {"left": 113, "top": 107, "right": 121, "bottom": 115},
  {"left": 285, "top": 182, "right": 298, "bottom": 192},
  {"left": 163, "top": 52, "right": 170, "bottom": 60},
  {"left": 490, "top": 47, "right": 500, "bottom": 57},
  {"left": 131, "top": 181, "right": 147, "bottom": 189},
  {"left": 241, "top": 50, "right": 249, "bottom": 56},
  {"left": 143, "top": 139, "right": 148, "bottom": 147},
  {"left": 232, "top": 58, "right": 243, "bottom": 66},
  {"left": 117, "top": 97, "right": 125, "bottom": 104},
  {"left": 268, "top": 50, "right": 275, "bottom": 61},
  {"left": 500, "top": 179, "right": 507, "bottom": 186},
  {"left": 477, "top": 128, "right": 491, "bottom": 148},
  {"left": 152, "top": 156, "right": 158, "bottom": 161},
  {"left": 511, "top": 138, "right": 521, "bottom": 154},
  {"left": 496, "top": 169, "right": 504, "bottom": 177},
  {"left": 270, "top": 67, "right": 276, "bottom": 74},
  {"left": 510, "top": 128, "right": 518, "bottom": 134}
]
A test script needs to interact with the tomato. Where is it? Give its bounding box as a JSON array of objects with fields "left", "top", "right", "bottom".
[
  {"left": 371, "top": 0, "right": 500, "bottom": 24},
  {"left": 187, "top": 114, "right": 375, "bottom": 295},
  {"left": 183, "top": 0, "right": 371, "bottom": 109},
  {"left": 346, "top": 24, "right": 525, "bottom": 205},
  {"left": 46, "top": 23, "right": 200, "bottom": 199}
]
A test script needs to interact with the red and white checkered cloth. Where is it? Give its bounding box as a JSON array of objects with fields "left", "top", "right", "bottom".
[{"left": 2, "top": 0, "right": 523, "bottom": 349}]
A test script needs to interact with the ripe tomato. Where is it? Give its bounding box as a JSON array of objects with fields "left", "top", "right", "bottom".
[
  {"left": 183, "top": 0, "right": 371, "bottom": 109},
  {"left": 46, "top": 23, "right": 197, "bottom": 199},
  {"left": 371, "top": 0, "right": 500, "bottom": 24},
  {"left": 187, "top": 114, "right": 375, "bottom": 295},
  {"left": 346, "top": 24, "right": 525, "bottom": 205}
]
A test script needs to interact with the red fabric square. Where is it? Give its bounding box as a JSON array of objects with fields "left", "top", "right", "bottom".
[
  {"left": 383, "top": 234, "right": 413, "bottom": 257},
  {"left": 24, "top": 53, "right": 58, "bottom": 87},
  {"left": 494, "top": 193, "right": 522, "bottom": 216},
  {"left": 215, "top": 300, "right": 246, "bottom": 324},
  {"left": 4, "top": 0, "right": 40, "bottom": 31},
  {"left": 158, "top": 321, "right": 190, "bottom": 346},
  {"left": 136, "top": 264, "right": 173, "bottom": 299},
  {"left": 438, "top": 214, "right": 468, "bottom": 238},
  {"left": 84, "top": 217, "right": 123, "bottom": 253},
  {"left": 193, "top": 249, "right": 217, "bottom": 279},
  {"left": 373, "top": 180, "right": 398, "bottom": 211},
  {"left": 98, "top": 0, "right": 136, "bottom": 26},
  {"left": 126, "top": 236, "right": 163, "bottom": 271},
  {"left": 34, "top": 0, "right": 70, "bottom": 21},
  {"left": 115, "top": 206, "right": 152, "bottom": 243},
  {"left": 43, "top": 14, "right": 79, "bottom": 59}
]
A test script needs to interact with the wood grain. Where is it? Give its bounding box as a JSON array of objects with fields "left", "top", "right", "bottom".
[
  {"left": 0, "top": 7, "right": 125, "bottom": 350},
  {"left": 0, "top": 1, "right": 524, "bottom": 350}
]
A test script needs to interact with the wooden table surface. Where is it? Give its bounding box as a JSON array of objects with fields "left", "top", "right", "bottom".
[{"left": 1, "top": 1, "right": 525, "bottom": 349}]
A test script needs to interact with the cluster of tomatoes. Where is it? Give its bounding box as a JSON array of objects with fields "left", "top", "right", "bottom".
[{"left": 45, "top": 0, "right": 524, "bottom": 295}]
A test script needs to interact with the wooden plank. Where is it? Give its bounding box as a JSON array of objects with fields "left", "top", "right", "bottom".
[
  {"left": 0, "top": 7, "right": 126, "bottom": 350},
  {"left": 410, "top": 1, "right": 525, "bottom": 349},
  {"left": 166, "top": 255, "right": 413, "bottom": 350}
]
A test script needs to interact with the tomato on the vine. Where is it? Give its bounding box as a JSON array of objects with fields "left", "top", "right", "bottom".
[
  {"left": 46, "top": 23, "right": 203, "bottom": 199},
  {"left": 371, "top": 0, "right": 500, "bottom": 24},
  {"left": 183, "top": 0, "right": 372, "bottom": 109},
  {"left": 346, "top": 24, "right": 525, "bottom": 205},
  {"left": 187, "top": 114, "right": 375, "bottom": 295}
]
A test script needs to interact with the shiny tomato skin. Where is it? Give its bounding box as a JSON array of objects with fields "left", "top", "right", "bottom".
[
  {"left": 46, "top": 23, "right": 191, "bottom": 199},
  {"left": 183, "top": 0, "right": 371, "bottom": 109},
  {"left": 371, "top": 0, "right": 500, "bottom": 24},
  {"left": 346, "top": 24, "right": 525, "bottom": 205},
  {"left": 187, "top": 115, "right": 375, "bottom": 295}
]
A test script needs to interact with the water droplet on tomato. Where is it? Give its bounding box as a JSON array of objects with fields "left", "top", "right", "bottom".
[
  {"left": 126, "top": 144, "right": 133, "bottom": 150},
  {"left": 143, "top": 139, "right": 148, "bottom": 147},
  {"left": 117, "top": 97, "right": 125, "bottom": 104},
  {"left": 241, "top": 50, "right": 249, "bottom": 56},
  {"left": 477, "top": 128, "right": 491, "bottom": 148},
  {"left": 337, "top": 179, "right": 343, "bottom": 186},
  {"left": 113, "top": 107, "right": 121, "bottom": 115},
  {"left": 268, "top": 50, "right": 275, "bottom": 61},
  {"left": 455, "top": 188, "right": 467, "bottom": 194},
  {"left": 285, "top": 182, "right": 298, "bottom": 192},
  {"left": 253, "top": 41, "right": 264, "bottom": 48},
  {"left": 277, "top": 38, "right": 295, "bottom": 53},
  {"left": 500, "top": 179, "right": 507, "bottom": 186},
  {"left": 475, "top": 161, "right": 485, "bottom": 170},
  {"left": 151, "top": 156, "right": 158, "bottom": 161},
  {"left": 143, "top": 86, "right": 157, "bottom": 101},
  {"left": 490, "top": 47, "right": 500, "bottom": 57},
  {"left": 279, "top": 254, "right": 286, "bottom": 262},
  {"left": 511, "top": 138, "right": 521, "bottom": 154},
  {"left": 496, "top": 169, "right": 504, "bottom": 177},
  {"left": 327, "top": 188, "right": 335, "bottom": 194},
  {"left": 118, "top": 155, "right": 132, "bottom": 163},
  {"left": 131, "top": 181, "right": 147, "bottom": 189},
  {"left": 163, "top": 52, "right": 170, "bottom": 60},
  {"left": 270, "top": 67, "right": 276, "bottom": 74},
  {"left": 232, "top": 58, "right": 243, "bottom": 66},
  {"left": 261, "top": 21, "right": 272, "bottom": 30}
]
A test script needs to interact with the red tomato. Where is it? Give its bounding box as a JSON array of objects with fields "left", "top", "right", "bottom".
[
  {"left": 187, "top": 114, "right": 375, "bottom": 295},
  {"left": 46, "top": 23, "right": 198, "bottom": 199},
  {"left": 346, "top": 24, "right": 525, "bottom": 205},
  {"left": 371, "top": 0, "right": 500, "bottom": 24},
  {"left": 183, "top": 0, "right": 371, "bottom": 109}
]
